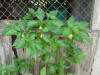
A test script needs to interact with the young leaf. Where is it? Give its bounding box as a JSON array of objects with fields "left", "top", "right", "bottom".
[
  {"left": 67, "top": 16, "right": 75, "bottom": 27},
  {"left": 13, "top": 38, "right": 26, "bottom": 49},
  {"left": 28, "top": 8, "right": 35, "bottom": 14},
  {"left": 47, "top": 10, "right": 58, "bottom": 19},
  {"left": 40, "top": 67, "right": 46, "bottom": 75},
  {"left": 36, "top": 8, "right": 44, "bottom": 21}
]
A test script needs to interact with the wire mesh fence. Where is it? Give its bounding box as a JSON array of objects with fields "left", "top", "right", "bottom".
[{"left": 0, "top": 0, "right": 93, "bottom": 22}]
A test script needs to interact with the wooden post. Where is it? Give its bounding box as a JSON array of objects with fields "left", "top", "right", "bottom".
[{"left": 91, "top": 0, "right": 100, "bottom": 30}]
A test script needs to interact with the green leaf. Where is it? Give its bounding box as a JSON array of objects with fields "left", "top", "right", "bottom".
[
  {"left": 36, "top": 8, "right": 44, "bottom": 21},
  {"left": 64, "top": 63, "right": 71, "bottom": 69},
  {"left": 13, "top": 38, "right": 26, "bottom": 49},
  {"left": 78, "top": 55, "right": 86, "bottom": 60},
  {"left": 2, "top": 29, "right": 17, "bottom": 35},
  {"left": 75, "top": 22, "right": 89, "bottom": 30},
  {"left": 26, "top": 48, "right": 32, "bottom": 58},
  {"left": 74, "top": 34, "right": 83, "bottom": 43},
  {"left": 51, "top": 42, "right": 58, "bottom": 52},
  {"left": 2, "top": 25, "right": 17, "bottom": 35},
  {"left": 24, "top": 13, "right": 32, "bottom": 19},
  {"left": 67, "top": 73, "right": 74, "bottom": 75},
  {"left": 32, "top": 47, "right": 39, "bottom": 61},
  {"left": 49, "top": 65, "right": 56, "bottom": 74},
  {"left": 27, "top": 21, "right": 38, "bottom": 28},
  {"left": 36, "top": 39, "right": 43, "bottom": 50},
  {"left": 47, "top": 10, "right": 58, "bottom": 19},
  {"left": 28, "top": 8, "right": 35, "bottom": 14},
  {"left": 67, "top": 16, "right": 75, "bottom": 27},
  {"left": 42, "top": 34, "right": 51, "bottom": 43},
  {"left": 52, "top": 20, "right": 64, "bottom": 26},
  {"left": 19, "top": 19, "right": 26, "bottom": 30},
  {"left": 40, "top": 67, "right": 46, "bottom": 75},
  {"left": 57, "top": 40, "right": 66, "bottom": 48},
  {"left": 42, "top": 44, "right": 50, "bottom": 54},
  {"left": 62, "top": 28, "right": 72, "bottom": 36},
  {"left": 72, "top": 26, "right": 80, "bottom": 34},
  {"left": 80, "top": 31, "right": 90, "bottom": 43}
]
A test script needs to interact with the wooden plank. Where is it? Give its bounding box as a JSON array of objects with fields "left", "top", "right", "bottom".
[
  {"left": 91, "top": 33, "right": 100, "bottom": 75},
  {"left": 91, "top": 0, "right": 100, "bottom": 30},
  {"left": 0, "top": 36, "right": 14, "bottom": 65},
  {"left": 70, "top": 31, "right": 99, "bottom": 75}
]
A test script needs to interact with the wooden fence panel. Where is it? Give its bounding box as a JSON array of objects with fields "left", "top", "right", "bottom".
[{"left": 0, "top": 20, "right": 99, "bottom": 75}]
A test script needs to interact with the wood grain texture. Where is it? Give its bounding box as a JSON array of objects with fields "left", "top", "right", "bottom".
[
  {"left": 91, "top": 0, "right": 100, "bottom": 30},
  {"left": 70, "top": 31, "right": 99, "bottom": 75},
  {"left": 91, "top": 33, "right": 100, "bottom": 75},
  {"left": 0, "top": 36, "right": 14, "bottom": 65}
]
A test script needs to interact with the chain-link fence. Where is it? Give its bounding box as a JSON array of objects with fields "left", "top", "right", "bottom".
[{"left": 0, "top": 0, "right": 93, "bottom": 22}]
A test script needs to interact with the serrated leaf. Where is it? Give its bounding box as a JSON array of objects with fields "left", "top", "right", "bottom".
[
  {"left": 40, "top": 67, "right": 46, "bottom": 75},
  {"left": 36, "top": 8, "right": 44, "bottom": 21},
  {"left": 13, "top": 38, "right": 26, "bottom": 49}
]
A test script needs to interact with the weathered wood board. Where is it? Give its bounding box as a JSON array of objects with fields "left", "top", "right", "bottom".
[
  {"left": 91, "top": 0, "right": 100, "bottom": 30},
  {"left": 70, "top": 31, "right": 99, "bottom": 75},
  {"left": 0, "top": 36, "right": 14, "bottom": 65},
  {"left": 91, "top": 33, "right": 100, "bottom": 75}
]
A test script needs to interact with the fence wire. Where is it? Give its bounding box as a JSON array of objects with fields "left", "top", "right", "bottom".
[{"left": 0, "top": 0, "right": 93, "bottom": 22}]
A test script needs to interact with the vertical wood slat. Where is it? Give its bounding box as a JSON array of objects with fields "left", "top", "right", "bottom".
[
  {"left": 70, "top": 31, "right": 99, "bottom": 75},
  {"left": 0, "top": 36, "right": 14, "bottom": 65},
  {"left": 91, "top": 0, "right": 100, "bottom": 30}
]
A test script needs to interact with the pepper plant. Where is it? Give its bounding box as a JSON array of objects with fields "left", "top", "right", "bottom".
[{"left": 2, "top": 8, "right": 90, "bottom": 75}]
